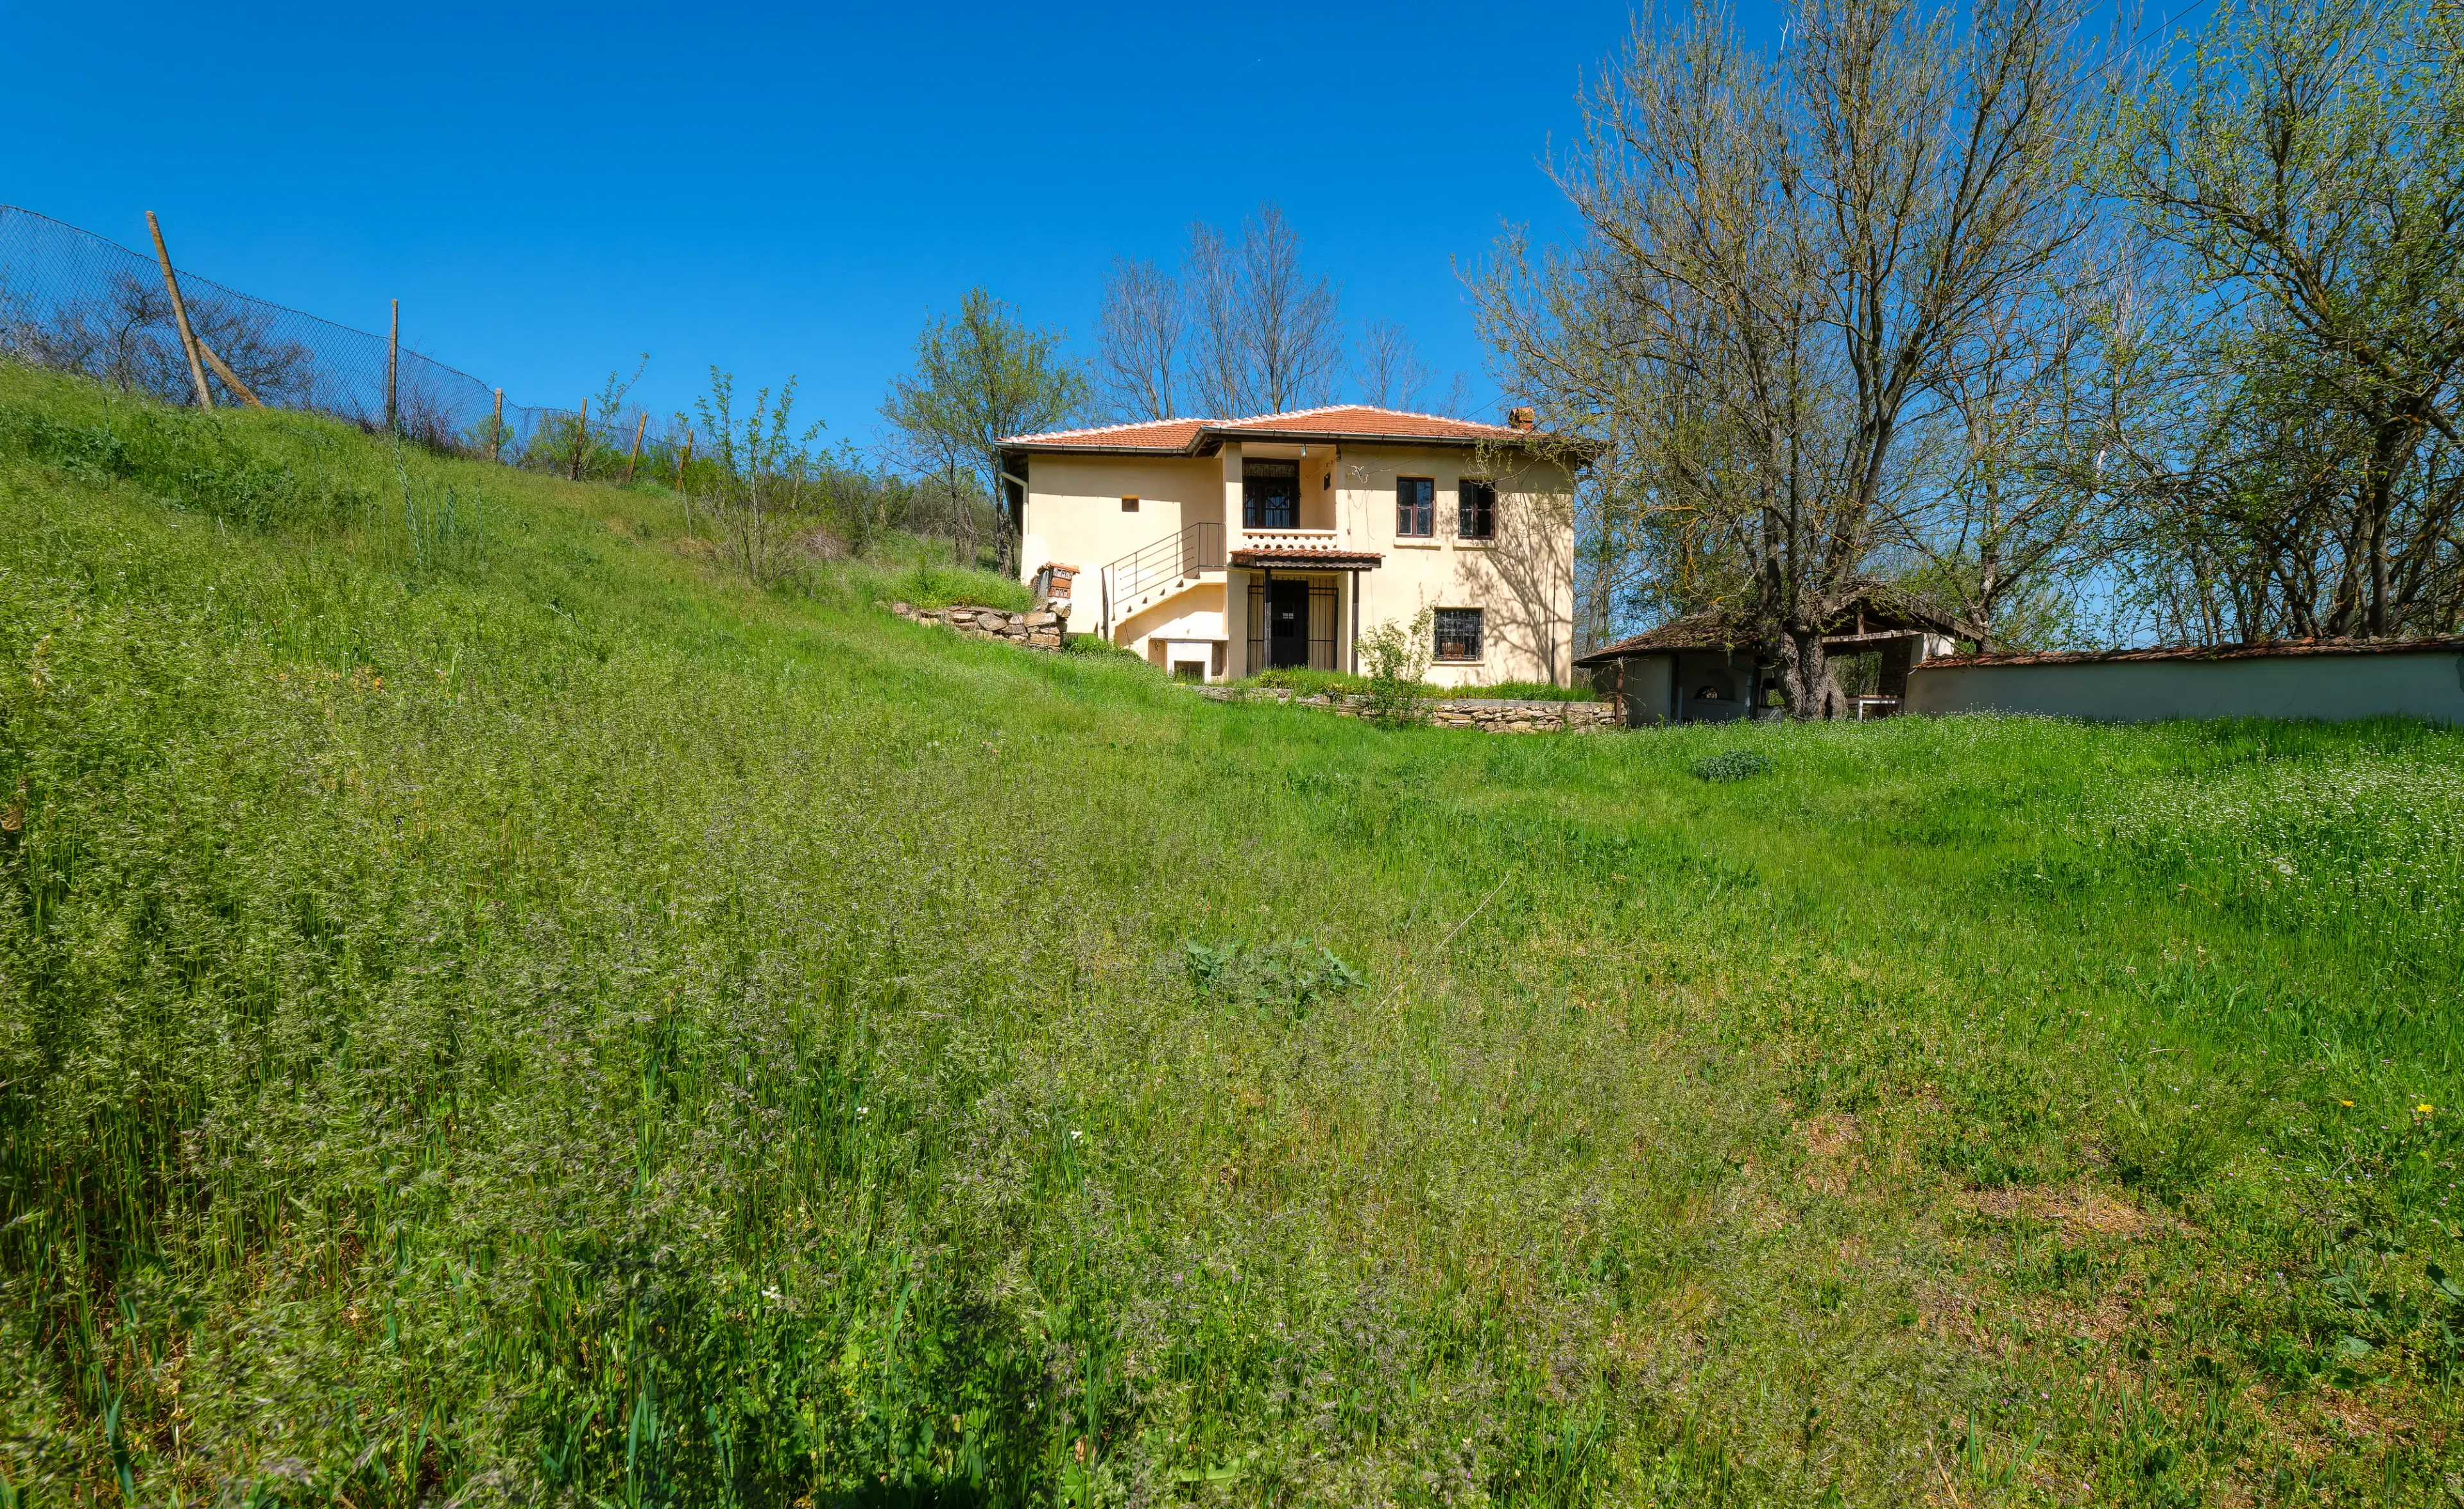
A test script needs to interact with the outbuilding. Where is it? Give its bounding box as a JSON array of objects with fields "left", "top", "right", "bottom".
[
  {"left": 1905, "top": 638, "right": 2464, "bottom": 725},
  {"left": 1578, "top": 588, "right": 1959, "bottom": 725}
]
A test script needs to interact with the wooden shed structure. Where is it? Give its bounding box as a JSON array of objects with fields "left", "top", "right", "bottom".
[{"left": 1577, "top": 587, "right": 1960, "bottom": 726}]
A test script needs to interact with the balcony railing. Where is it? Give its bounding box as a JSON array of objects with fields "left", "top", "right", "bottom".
[
  {"left": 1100, "top": 522, "right": 1225, "bottom": 637},
  {"left": 1238, "top": 527, "right": 1340, "bottom": 547}
]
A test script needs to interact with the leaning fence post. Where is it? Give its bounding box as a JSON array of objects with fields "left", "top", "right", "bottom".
[
  {"left": 625, "top": 411, "right": 646, "bottom": 482},
  {"left": 144, "top": 212, "right": 214, "bottom": 409},
  {"left": 491, "top": 388, "right": 504, "bottom": 462},
  {"left": 385, "top": 299, "right": 400, "bottom": 432}
]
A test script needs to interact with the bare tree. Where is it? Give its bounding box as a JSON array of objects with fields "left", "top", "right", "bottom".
[
  {"left": 1476, "top": 0, "right": 2092, "bottom": 715},
  {"left": 1240, "top": 205, "right": 1344, "bottom": 413},
  {"left": 1095, "top": 257, "right": 1182, "bottom": 422},
  {"left": 1178, "top": 205, "right": 1343, "bottom": 417},
  {"left": 1184, "top": 223, "right": 1247, "bottom": 418},
  {"left": 1352, "top": 320, "right": 1433, "bottom": 409}
]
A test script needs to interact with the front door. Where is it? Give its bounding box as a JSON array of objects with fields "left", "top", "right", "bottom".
[{"left": 1268, "top": 580, "right": 1312, "bottom": 669}]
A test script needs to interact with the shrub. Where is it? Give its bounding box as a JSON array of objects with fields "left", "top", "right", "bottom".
[{"left": 1358, "top": 608, "right": 1434, "bottom": 726}]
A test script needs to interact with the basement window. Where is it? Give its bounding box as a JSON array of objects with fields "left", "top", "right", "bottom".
[{"left": 1434, "top": 608, "right": 1484, "bottom": 662}]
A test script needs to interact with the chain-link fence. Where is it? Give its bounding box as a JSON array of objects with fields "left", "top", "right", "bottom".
[{"left": 0, "top": 203, "right": 572, "bottom": 461}]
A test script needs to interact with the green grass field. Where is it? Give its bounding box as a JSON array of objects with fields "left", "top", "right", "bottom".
[{"left": 3, "top": 362, "right": 2461, "bottom": 1506}]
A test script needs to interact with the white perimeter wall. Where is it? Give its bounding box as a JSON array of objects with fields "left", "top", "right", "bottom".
[{"left": 1906, "top": 652, "right": 2464, "bottom": 725}]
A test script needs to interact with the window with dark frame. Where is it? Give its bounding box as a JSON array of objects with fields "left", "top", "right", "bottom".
[
  {"left": 1242, "top": 459, "right": 1299, "bottom": 528},
  {"left": 1122, "top": 496, "right": 1140, "bottom": 512},
  {"left": 1433, "top": 608, "right": 1484, "bottom": 661},
  {"left": 1397, "top": 476, "right": 1435, "bottom": 537},
  {"left": 1458, "top": 479, "right": 1496, "bottom": 540}
]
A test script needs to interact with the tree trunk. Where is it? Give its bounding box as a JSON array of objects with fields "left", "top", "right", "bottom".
[{"left": 1769, "top": 624, "right": 1846, "bottom": 720}]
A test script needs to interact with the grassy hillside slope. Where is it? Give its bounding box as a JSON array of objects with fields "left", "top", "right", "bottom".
[{"left": 2, "top": 362, "right": 2461, "bottom": 1506}]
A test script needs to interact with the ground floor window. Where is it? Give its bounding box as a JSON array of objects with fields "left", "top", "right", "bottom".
[{"left": 1434, "top": 608, "right": 1484, "bottom": 662}]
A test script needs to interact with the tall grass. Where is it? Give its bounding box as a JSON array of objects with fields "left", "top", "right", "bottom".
[{"left": 2, "top": 362, "right": 2461, "bottom": 1505}]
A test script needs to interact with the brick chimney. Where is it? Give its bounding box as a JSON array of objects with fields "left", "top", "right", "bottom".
[{"left": 1507, "top": 405, "right": 1536, "bottom": 432}]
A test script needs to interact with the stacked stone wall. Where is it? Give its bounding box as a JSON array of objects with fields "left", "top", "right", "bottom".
[
  {"left": 889, "top": 563, "right": 1077, "bottom": 652},
  {"left": 1194, "top": 686, "right": 1616, "bottom": 733},
  {"left": 889, "top": 601, "right": 1066, "bottom": 649}
]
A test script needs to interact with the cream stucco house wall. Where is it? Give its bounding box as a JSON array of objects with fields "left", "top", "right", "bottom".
[{"left": 999, "top": 405, "right": 1584, "bottom": 687}]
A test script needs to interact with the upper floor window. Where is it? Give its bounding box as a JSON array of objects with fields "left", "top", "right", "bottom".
[
  {"left": 1122, "top": 496, "right": 1140, "bottom": 513},
  {"left": 1434, "top": 608, "right": 1484, "bottom": 661},
  {"left": 1243, "top": 459, "right": 1298, "bottom": 529},
  {"left": 1459, "top": 479, "right": 1496, "bottom": 540},
  {"left": 1397, "top": 476, "right": 1435, "bottom": 537}
]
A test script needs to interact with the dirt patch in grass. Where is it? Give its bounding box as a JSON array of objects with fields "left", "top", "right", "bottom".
[
  {"left": 1956, "top": 1184, "right": 2171, "bottom": 1240},
  {"left": 1914, "top": 1279, "right": 1998, "bottom": 1352},
  {"left": 1802, "top": 1113, "right": 1861, "bottom": 1157}
]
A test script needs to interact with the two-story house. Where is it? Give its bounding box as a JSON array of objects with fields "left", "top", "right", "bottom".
[{"left": 998, "top": 404, "right": 1583, "bottom": 686}]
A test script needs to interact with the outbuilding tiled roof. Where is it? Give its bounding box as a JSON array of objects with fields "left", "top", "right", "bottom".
[
  {"left": 1918, "top": 635, "right": 2464, "bottom": 669},
  {"left": 1000, "top": 404, "right": 1591, "bottom": 457},
  {"left": 1576, "top": 584, "right": 1959, "bottom": 666}
]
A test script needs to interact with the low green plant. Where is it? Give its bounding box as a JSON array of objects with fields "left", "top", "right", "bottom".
[
  {"left": 1691, "top": 747, "right": 1774, "bottom": 782},
  {"left": 1244, "top": 666, "right": 1379, "bottom": 696},
  {"left": 1480, "top": 677, "right": 1606, "bottom": 702},
  {"left": 1183, "top": 937, "right": 1367, "bottom": 1021},
  {"left": 1065, "top": 632, "right": 1146, "bottom": 661}
]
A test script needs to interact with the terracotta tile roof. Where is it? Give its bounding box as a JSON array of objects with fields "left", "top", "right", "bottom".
[
  {"left": 1213, "top": 404, "right": 1539, "bottom": 445},
  {"left": 1917, "top": 635, "right": 2464, "bottom": 670},
  {"left": 996, "top": 416, "right": 1211, "bottom": 452},
  {"left": 1000, "top": 404, "right": 1591, "bottom": 456},
  {"left": 1575, "top": 584, "right": 1958, "bottom": 665}
]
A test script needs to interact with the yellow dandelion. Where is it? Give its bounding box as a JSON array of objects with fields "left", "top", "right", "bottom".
[
  {"left": 2419, "top": 1104, "right": 2437, "bottom": 1115},
  {"left": 2340, "top": 1099, "right": 2355, "bottom": 1107}
]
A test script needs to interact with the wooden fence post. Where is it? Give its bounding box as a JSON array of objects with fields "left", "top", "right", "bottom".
[
  {"left": 491, "top": 388, "right": 504, "bottom": 462},
  {"left": 678, "top": 429, "right": 694, "bottom": 538},
  {"left": 144, "top": 212, "right": 213, "bottom": 409},
  {"left": 385, "top": 300, "right": 400, "bottom": 433},
  {"left": 569, "top": 397, "right": 588, "bottom": 481},
  {"left": 193, "top": 335, "right": 263, "bottom": 407},
  {"left": 625, "top": 411, "right": 647, "bottom": 482}
]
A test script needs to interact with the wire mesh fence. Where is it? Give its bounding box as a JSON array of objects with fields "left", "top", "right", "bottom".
[{"left": 0, "top": 203, "right": 571, "bottom": 462}]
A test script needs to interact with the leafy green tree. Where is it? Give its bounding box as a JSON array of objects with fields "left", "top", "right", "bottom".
[
  {"left": 881, "top": 289, "right": 1086, "bottom": 577},
  {"left": 2107, "top": 0, "right": 2464, "bottom": 637}
]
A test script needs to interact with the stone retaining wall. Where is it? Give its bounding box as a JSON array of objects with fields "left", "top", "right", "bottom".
[
  {"left": 889, "top": 564, "right": 1078, "bottom": 652},
  {"left": 889, "top": 601, "right": 1066, "bottom": 649},
  {"left": 1195, "top": 686, "right": 1617, "bottom": 732}
]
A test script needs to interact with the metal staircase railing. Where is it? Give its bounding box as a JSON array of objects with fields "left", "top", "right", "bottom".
[{"left": 1100, "top": 522, "right": 1224, "bottom": 638}]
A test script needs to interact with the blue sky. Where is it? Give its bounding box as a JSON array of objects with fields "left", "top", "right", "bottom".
[{"left": 0, "top": 0, "right": 1756, "bottom": 452}]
